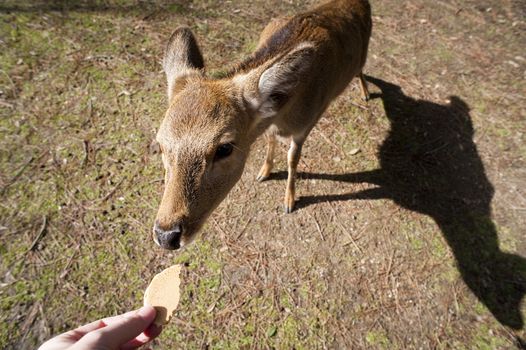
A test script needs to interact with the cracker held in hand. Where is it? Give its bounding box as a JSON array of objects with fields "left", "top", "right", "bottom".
[{"left": 144, "top": 264, "right": 182, "bottom": 326}]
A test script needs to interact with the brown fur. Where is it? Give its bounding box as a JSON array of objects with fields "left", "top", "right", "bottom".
[
  {"left": 154, "top": 0, "right": 372, "bottom": 250},
  {"left": 231, "top": 0, "right": 371, "bottom": 77}
]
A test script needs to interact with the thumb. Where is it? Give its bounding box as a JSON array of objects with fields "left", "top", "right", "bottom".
[{"left": 73, "top": 306, "right": 156, "bottom": 350}]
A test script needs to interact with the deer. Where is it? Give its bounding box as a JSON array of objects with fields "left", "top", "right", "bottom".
[{"left": 153, "top": 0, "right": 372, "bottom": 250}]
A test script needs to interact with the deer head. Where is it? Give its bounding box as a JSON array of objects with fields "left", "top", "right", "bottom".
[{"left": 154, "top": 27, "right": 314, "bottom": 250}]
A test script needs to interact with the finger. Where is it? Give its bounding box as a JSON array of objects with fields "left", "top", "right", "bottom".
[
  {"left": 62, "top": 320, "right": 106, "bottom": 342},
  {"left": 143, "top": 323, "right": 163, "bottom": 339},
  {"left": 73, "top": 320, "right": 106, "bottom": 335},
  {"left": 120, "top": 324, "right": 163, "bottom": 350},
  {"left": 76, "top": 306, "right": 156, "bottom": 349},
  {"left": 38, "top": 319, "right": 106, "bottom": 350},
  {"left": 101, "top": 310, "right": 137, "bottom": 325}
]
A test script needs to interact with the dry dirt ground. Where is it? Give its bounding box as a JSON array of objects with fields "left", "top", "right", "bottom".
[{"left": 1, "top": 0, "right": 525, "bottom": 349}]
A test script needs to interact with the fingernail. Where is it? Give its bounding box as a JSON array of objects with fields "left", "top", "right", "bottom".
[{"left": 138, "top": 305, "right": 155, "bottom": 318}]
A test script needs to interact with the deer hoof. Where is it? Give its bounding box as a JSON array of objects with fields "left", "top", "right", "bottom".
[
  {"left": 256, "top": 174, "right": 269, "bottom": 182},
  {"left": 284, "top": 202, "right": 296, "bottom": 214}
]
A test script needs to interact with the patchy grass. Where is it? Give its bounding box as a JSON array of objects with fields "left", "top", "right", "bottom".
[{"left": 1, "top": 0, "right": 525, "bottom": 349}]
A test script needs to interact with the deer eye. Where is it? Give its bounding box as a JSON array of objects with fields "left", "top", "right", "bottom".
[{"left": 214, "top": 143, "right": 234, "bottom": 160}]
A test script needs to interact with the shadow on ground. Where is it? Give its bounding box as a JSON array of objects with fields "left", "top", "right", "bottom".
[{"left": 269, "top": 76, "right": 526, "bottom": 332}]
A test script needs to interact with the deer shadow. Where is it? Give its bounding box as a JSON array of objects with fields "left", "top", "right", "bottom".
[{"left": 269, "top": 76, "right": 525, "bottom": 331}]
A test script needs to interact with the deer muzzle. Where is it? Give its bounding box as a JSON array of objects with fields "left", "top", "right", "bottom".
[{"left": 154, "top": 221, "right": 183, "bottom": 250}]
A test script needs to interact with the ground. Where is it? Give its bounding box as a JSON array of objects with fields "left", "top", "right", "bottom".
[{"left": 0, "top": 0, "right": 525, "bottom": 349}]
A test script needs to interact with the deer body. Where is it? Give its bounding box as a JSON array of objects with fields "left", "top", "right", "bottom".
[{"left": 154, "top": 0, "right": 372, "bottom": 250}]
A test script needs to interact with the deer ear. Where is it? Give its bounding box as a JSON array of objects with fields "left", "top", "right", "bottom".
[
  {"left": 163, "top": 27, "right": 205, "bottom": 101},
  {"left": 240, "top": 43, "right": 315, "bottom": 118}
]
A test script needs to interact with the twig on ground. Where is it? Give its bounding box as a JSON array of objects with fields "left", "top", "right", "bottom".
[
  {"left": 100, "top": 176, "right": 127, "bottom": 202},
  {"left": 0, "top": 100, "right": 14, "bottom": 108},
  {"left": 28, "top": 216, "right": 47, "bottom": 252},
  {"left": 384, "top": 249, "right": 395, "bottom": 285},
  {"left": 235, "top": 216, "right": 253, "bottom": 240},
  {"left": 349, "top": 100, "right": 369, "bottom": 110},
  {"left": 312, "top": 127, "right": 346, "bottom": 159},
  {"left": 0, "top": 70, "right": 17, "bottom": 98},
  {"left": 20, "top": 302, "right": 40, "bottom": 342},
  {"left": 308, "top": 211, "right": 325, "bottom": 241},
  {"left": 82, "top": 140, "right": 90, "bottom": 167},
  {"left": 82, "top": 169, "right": 139, "bottom": 209},
  {"left": 211, "top": 217, "right": 228, "bottom": 241},
  {"left": 59, "top": 244, "right": 81, "bottom": 279},
  {"left": 328, "top": 202, "right": 363, "bottom": 253}
]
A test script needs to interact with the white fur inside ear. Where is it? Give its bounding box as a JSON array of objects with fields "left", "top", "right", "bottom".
[
  {"left": 257, "top": 42, "right": 315, "bottom": 118},
  {"left": 233, "top": 42, "right": 315, "bottom": 119},
  {"left": 257, "top": 66, "right": 292, "bottom": 118}
]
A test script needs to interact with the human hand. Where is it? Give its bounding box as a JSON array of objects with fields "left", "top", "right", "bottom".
[{"left": 38, "top": 306, "right": 162, "bottom": 350}]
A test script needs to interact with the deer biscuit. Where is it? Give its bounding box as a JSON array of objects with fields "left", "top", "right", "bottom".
[{"left": 144, "top": 264, "right": 182, "bottom": 326}]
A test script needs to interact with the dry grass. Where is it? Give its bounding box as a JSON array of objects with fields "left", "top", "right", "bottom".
[{"left": 0, "top": 0, "right": 525, "bottom": 349}]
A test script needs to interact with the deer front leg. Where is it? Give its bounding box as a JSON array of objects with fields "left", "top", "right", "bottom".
[
  {"left": 284, "top": 138, "right": 303, "bottom": 213},
  {"left": 358, "top": 72, "right": 370, "bottom": 102},
  {"left": 257, "top": 133, "right": 277, "bottom": 182}
]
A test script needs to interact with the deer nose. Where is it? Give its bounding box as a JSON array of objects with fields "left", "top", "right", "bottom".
[{"left": 154, "top": 221, "right": 182, "bottom": 250}]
